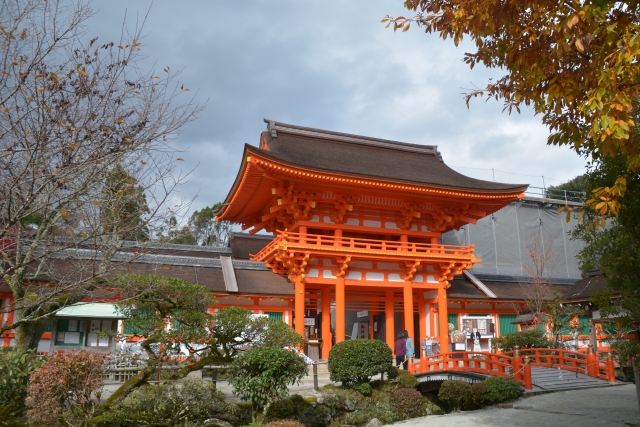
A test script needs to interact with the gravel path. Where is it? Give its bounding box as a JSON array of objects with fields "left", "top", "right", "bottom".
[{"left": 396, "top": 384, "right": 640, "bottom": 427}]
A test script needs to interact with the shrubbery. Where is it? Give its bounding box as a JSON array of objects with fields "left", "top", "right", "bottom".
[
  {"left": 328, "top": 339, "right": 392, "bottom": 386},
  {"left": 466, "top": 382, "right": 488, "bottom": 409},
  {"left": 263, "top": 421, "right": 305, "bottom": 427},
  {"left": 265, "top": 395, "right": 330, "bottom": 427},
  {"left": 493, "top": 329, "right": 550, "bottom": 351},
  {"left": 438, "top": 380, "right": 472, "bottom": 411},
  {"left": 389, "top": 388, "right": 425, "bottom": 419},
  {"left": 352, "top": 382, "right": 372, "bottom": 396},
  {"left": 395, "top": 370, "right": 419, "bottom": 389},
  {"left": 483, "top": 376, "right": 521, "bottom": 403},
  {"left": 0, "top": 348, "right": 45, "bottom": 419},
  {"left": 228, "top": 347, "right": 308, "bottom": 411},
  {"left": 99, "top": 379, "right": 244, "bottom": 426},
  {"left": 26, "top": 350, "right": 104, "bottom": 427}
]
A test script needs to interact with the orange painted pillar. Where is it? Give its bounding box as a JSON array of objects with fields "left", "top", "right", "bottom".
[
  {"left": 523, "top": 357, "right": 533, "bottom": 390},
  {"left": 437, "top": 284, "right": 449, "bottom": 352},
  {"left": 321, "top": 286, "right": 332, "bottom": 359},
  {"left": 334, "top": 228, "right": 342, "bottom": 245},
  {"left": 606, "top": 353, "right": 616, "bottom": 383},
  {"left": 335, "top": 276, "right": 345, "bottom": 343},
  {"left": 299, "top": 225, "right": 307, "bottom": 245},
  {"left": 294, "top": 277, "right": 305, "bottom": 338},
  {"left": 512, "top": 346, "right": 522, "bottom": 382},
  {"left": 586, "top": 344, "right": 598, "bottom": 378},
  {"left": 403, "top": 282, "right": 414, "bottom": 350},
  {"left": 385, "top": 290, "right": 395, "bottom": 350}
]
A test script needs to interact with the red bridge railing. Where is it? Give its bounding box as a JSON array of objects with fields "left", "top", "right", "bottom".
[{"left": 411, "top": 346, "right": 616, "bottom": 389}]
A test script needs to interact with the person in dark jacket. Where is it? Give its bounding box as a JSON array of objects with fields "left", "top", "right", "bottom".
[{"left": 394, "top": 332, "right": 407, "bottom": 370}]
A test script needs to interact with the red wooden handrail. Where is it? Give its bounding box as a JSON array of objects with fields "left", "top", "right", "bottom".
[
  {"left": 253, "top": 230, "right": 476, "bottom": 261},
  {"left": 476, "top": 348, "right": 616, "bottom": 382}
]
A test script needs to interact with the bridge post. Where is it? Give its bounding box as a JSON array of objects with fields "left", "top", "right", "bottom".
[
  {"left": 586, "top": 344, "right": 598, "bottom": 378},
  {"left": 523, "top": 357, "right": 533, "bottom": 390},
  {"left": 512, "top": 345, "right": 522, "bottom": 382},
  {"left": 606, "top": 352, "right": 616, "bottom": 383}
]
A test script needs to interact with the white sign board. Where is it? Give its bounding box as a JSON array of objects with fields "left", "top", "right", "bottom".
[
  {"left": 304, "top": 317, "right": 315, "bottom": 326},
  {"left": 356, "top": 311, "right": 369, "bottom": 318}
]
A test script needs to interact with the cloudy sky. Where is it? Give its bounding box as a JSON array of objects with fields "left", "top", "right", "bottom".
[{"left": 86, "top": 1, "right": 587, "bottom": 217}]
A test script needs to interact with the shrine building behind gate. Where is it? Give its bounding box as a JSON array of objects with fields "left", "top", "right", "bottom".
[{"left": 215, "top": 119, "right": 529, "bottom": 357}]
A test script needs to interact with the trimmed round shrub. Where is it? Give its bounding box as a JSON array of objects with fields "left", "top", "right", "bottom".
[
  {"left": 483, "top": 376, "right": 521, "bottom": 403},
  {"left": 438, "top": 380, "right": 472, "bottom": 411},
  {"left": 263, "top": 420, "right": 305, "bottom": 427},
  {"left": 328, "top": 339, "right": 392, "bottom": 386},
  {"left": 466, "top": 381, "right": 487, "bottom": 409},
  {"left": 396, "top": 369, "right": 419, "bottom": 389},
  {"left": 389, "top": 388, "right": 425, "bottom": 419}
]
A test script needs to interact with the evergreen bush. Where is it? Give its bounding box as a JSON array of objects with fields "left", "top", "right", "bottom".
[
  {"left": 395, "top": 370, "right": 419, "bottom": 389},
  {"left": 263, "top": 421, "right": 305, "bottom": 427},
  {"left": 228, "top": 347, "right": 308, "bottom": 410},
  {"left": 466, "top": 382, "right": 487, "bottom": 409},
  {"left": 438, "top": 380, "right": 472, "bottom": 411},
  {"left": 0, "top": 348, "right": 45, "bottom": 419},
  {"left": 352, "top": 382, "right": 372, "bottom": 396},
  {"left": 328, "top": 339, "right": 392, "bottom": 387},
  {"left": 483, "top": 376, "right": 521, "bottom": 403},
  {"left": 389, "top": 388, "right": 424, "bottom": 419},
  {"left": 493, "top": 329, "right": 550, "bottom": 351},
  {"left": 98, "top": 379, "right": 239, "bottom": 426}
]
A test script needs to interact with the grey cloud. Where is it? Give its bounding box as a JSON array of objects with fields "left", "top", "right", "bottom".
[{"left": 84, "top": 1, "right": 587, "bottom": 215}]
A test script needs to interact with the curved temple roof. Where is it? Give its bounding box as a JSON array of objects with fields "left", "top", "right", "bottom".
[
  {"left": 259, "top": 120, "right": 528, "bottom": 192},
  {"left": 217, "top": 120, "right": 528, "bottom": 223}
]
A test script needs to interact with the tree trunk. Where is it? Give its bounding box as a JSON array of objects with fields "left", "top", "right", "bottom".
[
  {"left": 633, "top": 356, "right": 640, "bottom": 412},
  {"left": 13, "top": 311, "right": 49, "bottom": 352}
]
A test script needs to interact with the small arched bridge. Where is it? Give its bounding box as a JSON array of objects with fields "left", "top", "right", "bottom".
[{"left": 410, "top": 348, "right": 617, "bottom": 391}]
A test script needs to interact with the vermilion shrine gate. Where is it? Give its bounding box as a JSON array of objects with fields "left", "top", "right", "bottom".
[{"left": 216, "top": 120, "right": 527, "bottom": 358}]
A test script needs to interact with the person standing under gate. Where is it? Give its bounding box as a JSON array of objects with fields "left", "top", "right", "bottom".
[
  {"left": 394, "top": 333, "right": 407, "bottom": 369},
  {"left": 403, "top": 330, "right": 414, "bottom": 363}
]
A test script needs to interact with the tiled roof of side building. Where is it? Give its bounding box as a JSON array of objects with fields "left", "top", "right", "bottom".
[
  {"left": 259, "top": 120, "right": 528, "bottom": 193},
  {"left": 229, "top": 232, "right": 274, "bottom": 260}
]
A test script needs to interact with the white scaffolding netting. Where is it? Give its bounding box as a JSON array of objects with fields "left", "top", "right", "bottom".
[{"left": 442, "top": 200, "right": 585, "bottom": 282}]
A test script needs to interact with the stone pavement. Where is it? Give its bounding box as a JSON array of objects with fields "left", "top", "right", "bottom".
[{"left": 396, "top": 384, "right": 640, "bottom": 427}]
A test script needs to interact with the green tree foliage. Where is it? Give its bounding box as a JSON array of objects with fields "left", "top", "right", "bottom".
[
  {"left": 493, "top": 329, "right": 551, "bottom": 351},
  {"left": 102, "top": 274, "right": 303, "bottom": 410},
  {"left": 0, "top": 348, "right": 45, "bottom": 419},
  {"left": 573, "top": 155, "right": 640, "bottom": 326},
  {"left": 102, "top": 165, "right": 149, "bottom": 241},
  {"left": 328, "top": 339, "right": 393, "bottom": 387},
  {"left": 158, "top": 216, "right": 197, "bottom": 244},
  {"left": 546, "top": 175, "right": 589, "bottom": 202},
  {"left": 189, "top": 202, "right": 235, "bottom": 246},
  {"left": 228, "top": 346, "right": 308, "bottom": 412}
]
